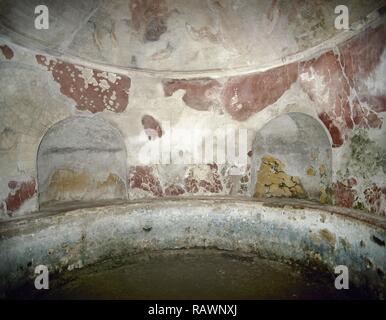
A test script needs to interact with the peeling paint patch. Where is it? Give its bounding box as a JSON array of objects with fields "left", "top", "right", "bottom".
[
  {"left": 364, "top": 184, "right": 386, "bottom": 216},
  {"left": 334, "top": 129, "right": 386, "bottom": 215},
  {"left": 317, "top": 111, "right": 344, "bottom": 147},
  {"left": 142, "top": 115, "right": 163, "bottom": 139},
  {"left": 185, "top": 164, "right": 223, "bottom": 194},
  {"left": 339, "top": 25, "right": 386, "bottom": 113},
  {"left": 164, "top": 184, "right": 185, "bottom": 196},
  {"left": 222, "top": 62, "right": 298, "bottom": 121},
  {"left": 129, "top": 166, "right": 163, "bottom": 197},
  {"left": 238, "top": 166, "right": 251, "bottom": 195},
  {"left": 254, "top": 155, "right": 305, "bottom": 198},
  {"left": 299, "top": 44, "right": 385, "bottom": 147},
  {"left": 36, "top": 55, "right": 130, "bottom": 113},
  {"left": 163, "top": 78, "right": 222, "bottom": 111},
  {"left": 0, "top": 45, "right": 14, "bottom": 59},
  {"left": 3, "top": 179, "right": 36, "bottom": 215},
  {"left": 332, "top": 178, "right": 357, "bottom": 208},
  {"left": 299, "top": 51, "right": 354, "bottom": 147}
]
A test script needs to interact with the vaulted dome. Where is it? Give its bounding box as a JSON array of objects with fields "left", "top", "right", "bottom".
[{"left": 0, "top": 0, "right": 384, "bottom": 72}]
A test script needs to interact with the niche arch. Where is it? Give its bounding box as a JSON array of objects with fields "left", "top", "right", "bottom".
[
  {"left": 37, "top": 116, "right": 128, "bottom": 209},
  {"left": 250, "top": 112, "right": 332, "bottom": 202}
]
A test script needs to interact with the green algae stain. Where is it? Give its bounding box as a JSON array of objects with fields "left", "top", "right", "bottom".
[
  {"left": 353, "top": 202, "right": 366, "bottom": 211},
  {"left": 347, "top": 130, "right": 386, "bottom": 179}
]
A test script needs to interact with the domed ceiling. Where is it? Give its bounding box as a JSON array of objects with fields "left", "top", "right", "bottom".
[{"left": 0, "top": 0, "right": 385, "bottom": 72}]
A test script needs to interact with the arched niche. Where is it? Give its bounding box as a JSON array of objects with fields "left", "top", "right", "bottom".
[
  {"left": 37, "top": 116, "right": 127, "bottom": 208},
  {"left": 250, "top": 112, "right": 332, "bottom": 203}
]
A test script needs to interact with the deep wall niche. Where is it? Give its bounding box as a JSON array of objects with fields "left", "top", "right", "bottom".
[
  {"left": 251, "top": 113, "right": 332, "bottom": 203},
  {"left": 37, "top": 116, "right": 128, "bottom": 208}
]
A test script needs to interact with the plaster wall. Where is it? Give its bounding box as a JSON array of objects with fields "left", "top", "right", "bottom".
[
  {"left": 251, "top": 113, "right": 332, "bottom": 202},
  {"left": 0, "top": 1, "right": 385, "bottom": 218},
  {"left": 1, "top": 198, "right": 385, "bottom": 298},
  {"left": 37, "top": 116, "right": 128, "bottom": 208}
]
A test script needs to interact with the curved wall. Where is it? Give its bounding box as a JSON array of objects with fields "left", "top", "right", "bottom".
[
  {"left": 251, "top": 112, "right": 332, "bottom": 201},
  {"left": 0, "top": 198, "right": 385, "bottom": 297},
  {"left": 1, "top": 0, "right": 384, "bottom": 73},
  {"left": 0, "top": 2, "right": 385, "bottom": 218},
  {"left": 37, "top": 116, "right": 128, "bottom": 208}
]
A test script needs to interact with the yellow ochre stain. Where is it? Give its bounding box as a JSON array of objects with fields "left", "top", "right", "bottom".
[
  {"left": 46, "top": 168, "right": 125, "bottom": 202},
  {"left": 306, "top": 166, "right": 315, "bottom": 176},
  {"left": 254, "top": 155, "right": 305, "bottom": 198}
]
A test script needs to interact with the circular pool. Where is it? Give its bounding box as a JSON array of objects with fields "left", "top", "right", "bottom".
[{"left": 1, "top": 198, "right": 385, "bottom": 299}]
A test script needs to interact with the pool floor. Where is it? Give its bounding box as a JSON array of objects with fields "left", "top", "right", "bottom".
[{"left": 12, "top": 249, "right": 370, "bottom": 299}]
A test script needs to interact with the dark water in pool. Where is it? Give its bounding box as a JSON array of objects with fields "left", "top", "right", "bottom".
[{"left": 11, "top": 249, "right": 372, "bottom": 299}]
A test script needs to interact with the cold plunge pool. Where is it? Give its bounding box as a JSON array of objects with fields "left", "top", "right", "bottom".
[
  {"left": 10, "top": 249, "right": 369, "bottom": 299},
  {"left": 1, "top": 198, "right": 385, "bottom": 299}
]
